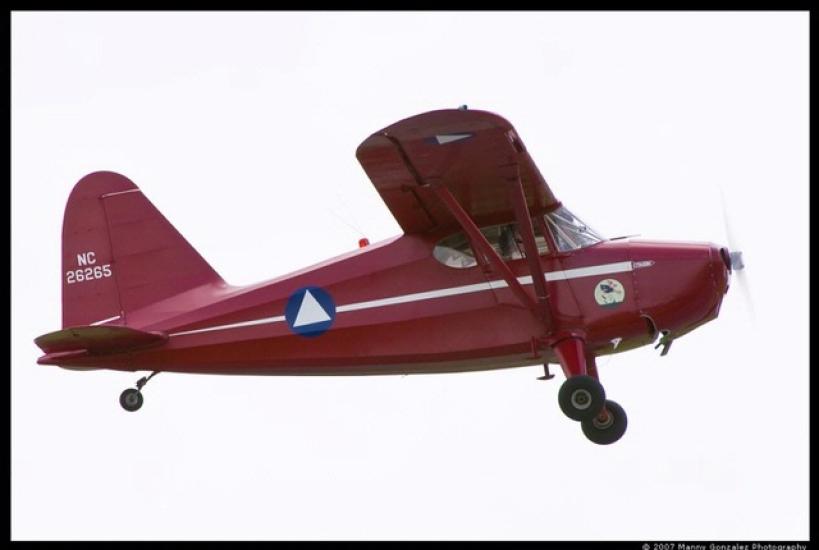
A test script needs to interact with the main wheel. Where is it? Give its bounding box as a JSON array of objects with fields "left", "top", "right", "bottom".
[
  {"left": 119, "top": 388, "right": 143, "bottom": 412},
  {"left": 558, "top": 375, "right": 605, "bottom": 421},
  {"left": 581, "top": 400, "right": 627, "bottom": 445}
]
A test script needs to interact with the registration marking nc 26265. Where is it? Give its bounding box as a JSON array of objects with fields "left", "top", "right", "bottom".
[{"left": 65, "top": 251, "right": 112, "bottom": 285}]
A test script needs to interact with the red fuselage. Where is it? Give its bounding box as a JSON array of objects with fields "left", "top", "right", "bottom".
[{"left": 43, "top": 235, "right": 730, "bottom": 375}]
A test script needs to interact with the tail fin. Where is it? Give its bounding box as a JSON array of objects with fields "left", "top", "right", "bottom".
[{"left": 61, "top": 171, "right": 223, "bottom": 328}]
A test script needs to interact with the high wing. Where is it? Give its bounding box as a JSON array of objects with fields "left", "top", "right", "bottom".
[{"left": 356, "top": 108, "right": 560, "bottom": 235}]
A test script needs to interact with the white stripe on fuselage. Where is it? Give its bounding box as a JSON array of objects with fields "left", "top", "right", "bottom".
[
  {"left": 89, "top": 315, "right": 122, "bottom": 326},
  {"left": 168, "top": 261, "right": 642, "bottom": 337}
]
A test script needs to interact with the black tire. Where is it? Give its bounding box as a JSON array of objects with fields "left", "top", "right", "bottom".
[
  {"left": 582, "top": 400, "right": 627, "bottom": 445},
  {"left": 119, "top": 388, "right": 143, "bottom": 412},
  {"left": 558, "top": 375, "right": 605, "bottom": 421}
]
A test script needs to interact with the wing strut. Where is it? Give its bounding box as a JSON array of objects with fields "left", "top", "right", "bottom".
[
  {"left": 431, "top": 184, "right": 540, "bottom": 315},
  {"left": 385, "top": 133, "right": 557, "bottom": 361},
  {"left": 431, "top": 163, "right": 560, "bottom": 379},
  {"left": 505, "top": 163, "right": 554, "bottom": 331}
]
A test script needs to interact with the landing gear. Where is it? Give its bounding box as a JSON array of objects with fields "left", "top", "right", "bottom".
[
  {"left": 551, "top": 336, "right": 628, "bottom": 443},
  {"left": 581, "top": 400, "right": 628, "bottom": 445},
  {"left": 119, "top": 371, "right": 159, "bottom": 412},
  {"left": 119, "top": 388, "right": 143, "bottom": 412},
  {"left": 558, "top": 375, "right": 605, "bottom": 421}
]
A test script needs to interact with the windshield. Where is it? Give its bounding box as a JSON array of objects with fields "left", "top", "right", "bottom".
[{"left": 543, "top": 206, "right": 605, "bottom": 252}]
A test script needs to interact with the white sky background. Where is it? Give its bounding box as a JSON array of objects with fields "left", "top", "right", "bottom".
[{"left": 11, "top": 12, "right": 809, "bottom": 540}]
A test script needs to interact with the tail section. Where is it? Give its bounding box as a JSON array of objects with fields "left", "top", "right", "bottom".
[{"left": 61, "top": 171, "right": 223, "bottom": 328}]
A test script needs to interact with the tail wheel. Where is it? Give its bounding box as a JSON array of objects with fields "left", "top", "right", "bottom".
[
  {"left": 581, "top": 400, "right": 627, "bottom": 445},
  {"left": 119, "top": 388, "right": 143, "bottom": 412},
  {"left": 558, "top": 375, "right": 605, "bottom": 421}
]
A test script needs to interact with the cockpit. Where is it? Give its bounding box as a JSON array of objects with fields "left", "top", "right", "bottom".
[{"left": 432, "top": 206, "right": 604, "bottom": 268}]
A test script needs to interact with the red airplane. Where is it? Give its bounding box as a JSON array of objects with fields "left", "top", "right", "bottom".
[{"left": 34, "top": 107, "right": 743, "bottom": 444}]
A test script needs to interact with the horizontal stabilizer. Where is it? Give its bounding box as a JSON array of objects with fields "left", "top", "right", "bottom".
[{"left": 35, "top": 326, "right": 168, "bottom": 360}]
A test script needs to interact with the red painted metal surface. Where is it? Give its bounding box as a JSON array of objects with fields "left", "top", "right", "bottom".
[
  {"left": 552, "top": 337, "right": 588, "bottom": 378},
  {"left": 34, "top": 109, "right": 732, "bottom": 384},
  {"left": 356, "top": 109, "right": 557, "bottom": 234}
]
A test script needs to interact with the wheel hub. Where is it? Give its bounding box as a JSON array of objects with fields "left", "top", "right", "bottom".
[
  {"left": 571, "top": 389, "right": 592, "bottom": 410},
  {"left": 592, "top": 410, "right": 614, "bottom": 430}
]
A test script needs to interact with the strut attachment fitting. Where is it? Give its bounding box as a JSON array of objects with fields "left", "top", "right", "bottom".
[
  {"left": 136, "top": 371, "right": 160, "bottom": 390},
  {"left": 537, "top": 364, "right": 556, "bottom": 380},
  {"left": 655, "top": 331, "right": 673, "bottom": 356}
]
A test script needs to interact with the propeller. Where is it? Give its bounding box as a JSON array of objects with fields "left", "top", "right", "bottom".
[{"left": 720, "top": 190, "right": 755, "bottom": 321}]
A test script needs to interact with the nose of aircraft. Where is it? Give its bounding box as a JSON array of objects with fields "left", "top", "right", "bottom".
[
  {"left": 716, "top": 244, "right": 754, "bottom": 319},
  {"left": 714, "top": 245, "right": 732, "bottom": 295},
  {"left": 718, "top": 245, "right": 745, "bottom": 273},
  {"left": 629, "top": 240, "right": 738, "bottom": 336}
]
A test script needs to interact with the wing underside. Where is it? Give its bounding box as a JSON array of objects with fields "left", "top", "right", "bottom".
[{"left": 355, "top": 109, "right": 559, "bottom": 235}]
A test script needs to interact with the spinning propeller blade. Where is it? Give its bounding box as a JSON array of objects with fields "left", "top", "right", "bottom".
[{"left": 720, "top": 190, "right": 755, "bottom": 321}]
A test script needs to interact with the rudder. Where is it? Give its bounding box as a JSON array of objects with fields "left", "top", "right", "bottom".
[{"left": 62, "top": 171, "right": 223, "bottom": 328}]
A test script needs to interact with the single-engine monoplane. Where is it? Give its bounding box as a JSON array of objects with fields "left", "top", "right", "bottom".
[{"left": 35, "top": 107, "right": 744, "bottom": 444}]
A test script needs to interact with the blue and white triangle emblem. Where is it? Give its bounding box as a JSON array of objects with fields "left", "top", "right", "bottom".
[
  {"left": 285, "top": 286, "right": 336, "bottom": 337},
  {"left": 293, "top": 290, "right": 332, "bottom": 327}
]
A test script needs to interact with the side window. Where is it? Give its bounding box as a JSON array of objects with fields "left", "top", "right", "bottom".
[
  {"left": 483, "top": 224, "right": 524, "bottom": 261},
  {"left": 433, "top": 232, "right": 478, "bottom": 268},
  {"left": 433, "top": 222, "right": 551, "bottom": 269}
]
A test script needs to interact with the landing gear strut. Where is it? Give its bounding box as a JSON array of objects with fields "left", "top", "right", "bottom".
[
  {"left": 119, "top": 371, "right": 160, "bottom": 412},
  {"left": 552, "top": 336, "right": 627, "bottom": 444}
]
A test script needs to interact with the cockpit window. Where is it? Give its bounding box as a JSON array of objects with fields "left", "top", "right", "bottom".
[
  {"left": 433, "top": 222, "right": 550, "bottom": 269},
  {"left": 482, "top": 224, "right": 525, "bottom": 261},
  {"left": 433, "top": 232, "right": 478, "bottom": 268},
  {"left": 543, "top": 206, "right": 604, "bottom": 252},
  {"left": 434, "top": 207, "right": 603, "bottom": 268}
]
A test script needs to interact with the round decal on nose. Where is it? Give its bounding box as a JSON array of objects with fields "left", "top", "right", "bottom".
[
  {"left": 594, "top": 278, "right": 626, "bottom": 308},
  {"left": 285, "top": 286, "right": 336, "bottom": 337}
]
